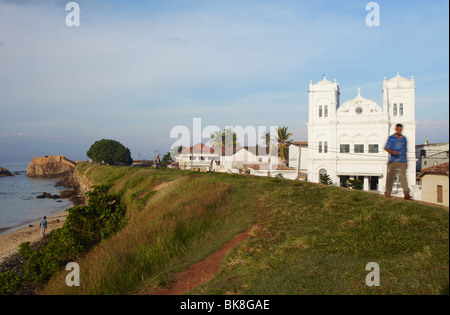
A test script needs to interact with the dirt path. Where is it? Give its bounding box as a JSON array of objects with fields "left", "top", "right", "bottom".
[{"left": 149, "top": 231, "right": 250, "bottom": 295}]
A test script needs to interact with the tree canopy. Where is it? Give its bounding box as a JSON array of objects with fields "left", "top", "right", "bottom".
[{"left": 87, "top": 139, "right": 133, "bottom": 165}]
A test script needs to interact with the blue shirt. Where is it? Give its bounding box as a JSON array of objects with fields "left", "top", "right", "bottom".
[
  {"left": 385, "top": 134, "right": 408, "bottom": 163},
  {"left": 40, "top": 219, "right": 47, "bottom": 228}
]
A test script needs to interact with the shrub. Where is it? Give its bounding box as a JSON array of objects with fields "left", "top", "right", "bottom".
[
  {"left": 0, "top": 271, "right": 22, "bottom": 295},
  {"left": 9, "top": 184, "right": 126, "bottom": 290},
  {"left": 320, "top": 174, "right": 333, "bottom": 185},
  {"left": 347, "top": 179, "right": 363, "bottom": 190}
]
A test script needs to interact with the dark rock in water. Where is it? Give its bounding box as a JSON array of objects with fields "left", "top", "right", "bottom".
[
  {"left": 28, "top": 224, "right": 33, "bottom": 227},
  {"left": 36, "top": 192, "right": 60, "bottom": 199},
  {"left": 56, "top": 200, "right": 62, "bottom": 202},
  {"left": 0, "top": 167, "right": 13, "bottom": 177}
]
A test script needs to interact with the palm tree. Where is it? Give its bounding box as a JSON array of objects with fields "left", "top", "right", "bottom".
[
  {"left": 276, "top": 126, "right": 293, "bottom": 165},
  {"left": 210, "top": 129, "right": 239, "bottom": 153},
  {"left": 222, "top": 128, "right": 239, "bottom": 150},
  {"left": 261, "top": 131, "right": 272, "bottom": 148},
  {"left": 210, "top": 130, "right": 222, "bottom": 149}
]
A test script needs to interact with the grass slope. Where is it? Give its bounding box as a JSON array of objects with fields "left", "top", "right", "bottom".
[{"left": 40, "top": 164, "right": 448, "bottom": 295}]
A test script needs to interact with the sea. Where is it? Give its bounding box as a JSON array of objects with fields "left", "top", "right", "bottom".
[{"left": 0, "top": 162, "right": 73, "bottom": 235}]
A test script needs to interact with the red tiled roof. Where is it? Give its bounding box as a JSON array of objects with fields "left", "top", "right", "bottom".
[
  {"left": 180, "top": 143, "right": 214, "bottom": 154},
  {"left": 418, "top": 162, "right": 449, "bottom": 178}
]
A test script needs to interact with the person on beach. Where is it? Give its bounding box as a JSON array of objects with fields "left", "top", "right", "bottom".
[
  {"left": 384, "top": 124, "right": 412, "bottom": 200},
  {"left": 40, "top": 216, "right": 47, "bottom": 239}
]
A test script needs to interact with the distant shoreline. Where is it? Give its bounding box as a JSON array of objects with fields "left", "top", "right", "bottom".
[{"left": 0, "top": 201, "right": 72, "bottom": 236}]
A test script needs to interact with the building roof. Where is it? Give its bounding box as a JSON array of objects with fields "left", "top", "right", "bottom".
[
  {"left": 289, "top": 141, "right": 308, "bottom": 147},
  {"left": 180, "top": 143, "right": 215, "bottom": 155},
  {"left": 418, "top": 162, "right": 449, "bottom": 178},
  {"left": 386, "top": 73, "right": 415, "bottom": 89}
]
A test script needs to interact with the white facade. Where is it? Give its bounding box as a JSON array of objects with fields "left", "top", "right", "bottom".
[
  {"left": 307, "top": 74, "right": 417, "bottom": 194},
  {"left": 288, "top": 142, "right": 308, "bottom": 180},
  {"left": 177, "top": 143, "right": 218, "bottom": 172}
]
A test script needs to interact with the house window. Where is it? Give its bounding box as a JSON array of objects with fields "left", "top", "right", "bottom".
[
  {"left": 324, "top": 106, "right": 328, "bottom": 117},
  {"left": 437, "top": 185, "right": 443, "bottom": 203},
  {"left": 319, "top": 168, "right": 327, "bottom": 177},
  {"left": 369, "top": 144, "right": 379, "bottom": 153},
  {"left": 324, "top": 141, "right": 328, "bottom": 153},
  {"left": 399, "top": 103, "right": 404, "bottom": 115},
  {"left": 354, "top": 144, "right": 364, "bottom": 153},
  {"left": 393, "top": 103, "right": 398, "bottom": 116},
  {"left": 319, "top": 106, "right": 323, "bottom": 117},
  {"left": 340, "top": 144, "right": 350, "bottom": 153},
  {"left": 319, "top": 141, "right": 323, "bottom": 153}
]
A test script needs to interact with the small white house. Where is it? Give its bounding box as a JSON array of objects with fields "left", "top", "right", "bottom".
[
  {"left": 288, "top": 141, "right": 308, "bottom": 180},
  {"left": 177, "top": 143, "right": 218, "bottom": 172},
  {"left": 417, "top": 162, "right": 449, "bottom": 206},
  {"left": 212, "top": 146, "right": 272, "bottom": 173}
]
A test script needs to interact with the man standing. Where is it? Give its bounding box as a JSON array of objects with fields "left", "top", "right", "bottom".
[
  {"left": 40, "top": 216, "right": 48, "bottom": 239},
  {"left": 384, "top": 124, "right": 412, "bottom": 200}
]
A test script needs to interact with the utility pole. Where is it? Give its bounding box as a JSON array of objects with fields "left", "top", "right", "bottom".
[{"left": 268, "top": 136, "right": 272, "bottom": 177}]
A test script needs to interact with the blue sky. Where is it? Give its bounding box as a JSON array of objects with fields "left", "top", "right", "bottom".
[{"left": 0, "top": 0, "right": 448, "bottom": 162}]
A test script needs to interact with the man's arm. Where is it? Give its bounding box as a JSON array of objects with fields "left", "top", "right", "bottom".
[
  {"left": 384, "top": 136, "right": 398, "bottom": 157},
  {"left": 385, "top": 148, "right": 398, "bottom": 156}
]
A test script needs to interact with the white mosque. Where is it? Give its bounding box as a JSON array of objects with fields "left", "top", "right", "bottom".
[{"left": 306, "top": 73, "right": 417, "bottom": 194}]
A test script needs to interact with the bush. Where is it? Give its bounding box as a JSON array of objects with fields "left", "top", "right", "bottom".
[
  {"left": 2, "top": 184, "right": 127, "bottom": 292},
  {"left": 347, "top": 179, "right": 363, "bottom": 190},
  {"left": 320, "top": 174, "right": 333, "bottom": 185},
  {"left": 0, "top": 271, "right": 22, "bottom": 295},
  {"left": 87, "top": 139, "right": 132, "bottom": 165}
]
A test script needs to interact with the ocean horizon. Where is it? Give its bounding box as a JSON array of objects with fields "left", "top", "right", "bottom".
[{"left": 0, "top": 161, "right": 73, "bottom": 235}]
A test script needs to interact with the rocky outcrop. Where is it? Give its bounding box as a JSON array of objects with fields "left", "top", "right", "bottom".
[
  {"left": 56, "top": 167, "right": 94, "bottom": 206},
  {"left": 0, "top": 167, "right": 13, "bottom": 177},
  {"left": 27, "top": 155, "right": 75, "bottom": 178}
]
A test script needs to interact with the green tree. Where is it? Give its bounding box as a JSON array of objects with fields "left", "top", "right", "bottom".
[
  {"left": 261, "top": 131, "right": 272, "bottom": 147},
  {"left": 161, "top": 152, "right": 173, "bottom": 167},
  {"left": 87, "top": 139, "right": 132, "bottom": 165},
  {"left": 276, "top": 126, "right": 293, "bottom": 165}
]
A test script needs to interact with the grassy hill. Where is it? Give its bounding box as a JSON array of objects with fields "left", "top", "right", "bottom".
[{"left": 39, "top": 163, "right": 449, "bottom": 295}]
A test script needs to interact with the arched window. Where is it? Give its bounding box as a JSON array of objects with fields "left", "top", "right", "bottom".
[{"left": 319, "top": 168, "right": 327, "bottom": 177}]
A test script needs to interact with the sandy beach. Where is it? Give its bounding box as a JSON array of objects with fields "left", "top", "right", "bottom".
[{"left": 0, "top": 210, "right": 69, "bottom": 264}]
